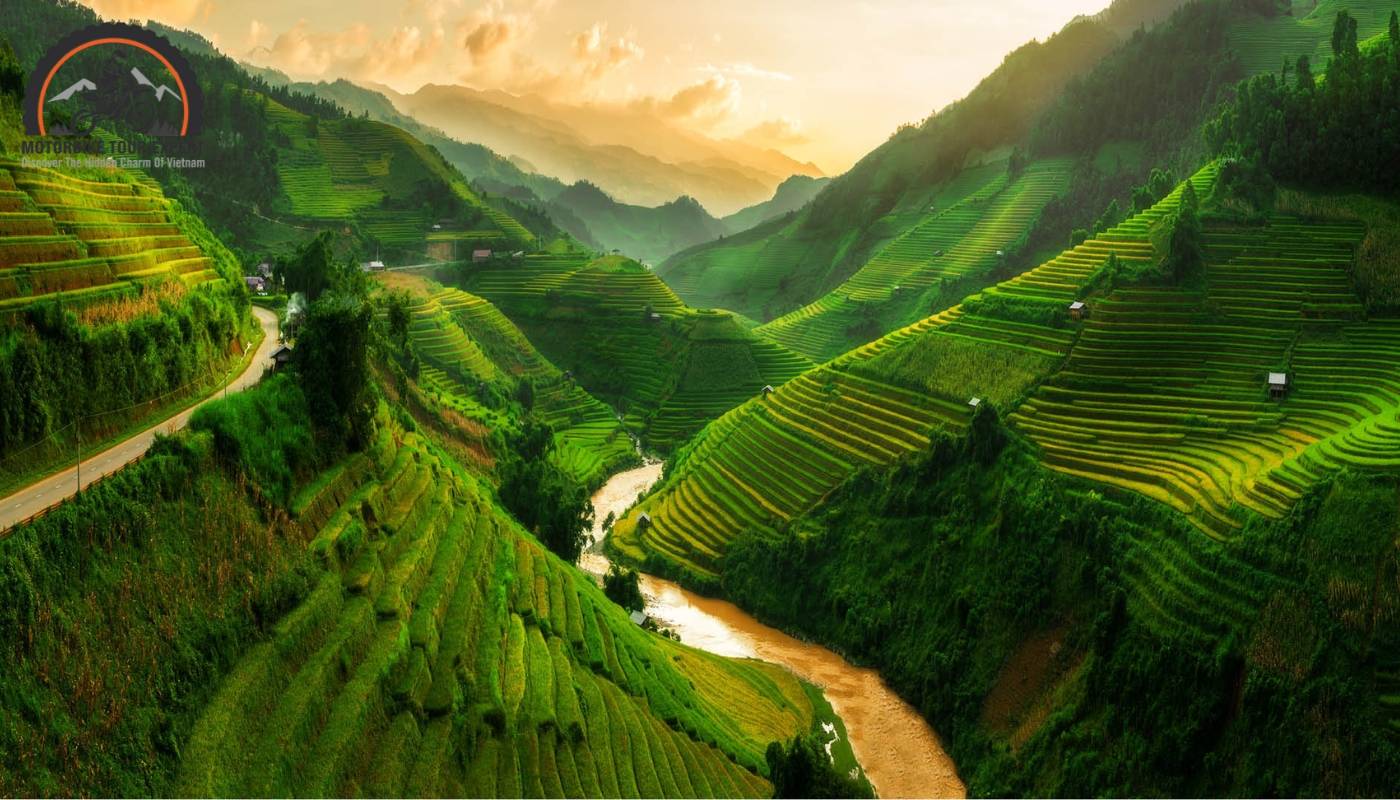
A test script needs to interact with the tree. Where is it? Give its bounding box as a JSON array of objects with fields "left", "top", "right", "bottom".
[
  {"left": 603, "top": 566, "right": 645, "bottom": 612},
  {"left": 1163, "top": 185, "right": 1204, "bottom": 284},
  {"left": 497, "top": 419, "right": 594, "bottom": 562},
  {"left": 1391, "top": 10, "right": 1399, "bottom": 44},
  {"left": 1296, "top": 54, "right": 1314, "bottom": 91},
  {"left": 765, "top": 735, "right": 872, "bottom": 799},
  {"left": 295, "top": 292, "right": 375, "bottom": 449},
  {"left": 280, "top": 231, "right": 358, "bottom": 301},
  {"left": 1331, "top": 10, "right": 1359, "bottom": 59},
  {"left": 383, "top": 290, "right": 411, "bottom": 346}
]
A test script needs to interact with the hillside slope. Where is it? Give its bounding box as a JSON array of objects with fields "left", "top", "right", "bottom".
[
  {"left": 544, "top": 183, "right": 729, "bottom": 266},
  {"left": 614, "top": 166, "right": 1216, "bottom": 577},
  {"left": 0, "top": 369, "right": 822, "bottom": 795},
  {"left": 379, "top": 83, "right": 821, "bottom": 216},
  {"left": 446, "top": 253, "right": 812, "bottom": 451},
  {"left": 656, "top": 2, "right": 1152, "bottom": 322},
  {"left": 377, "top": 271, "right": 638, "bottom": 488}
]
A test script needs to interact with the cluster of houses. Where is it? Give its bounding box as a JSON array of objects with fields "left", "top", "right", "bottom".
[{"left": 243, "top": 261, "right": 273, "bottom": 295}]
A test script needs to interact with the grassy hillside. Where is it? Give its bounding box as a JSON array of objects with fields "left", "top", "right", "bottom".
[
  {"left": 755, "top": 158, "right": 1073, "bottom": 361},
  {"left": 656, "top": 7, "right": 1134, "bottom": 322},
  {"left": 0, "top": 364, "right": 823, "bottom": 797},
  {"left": 448, "top": 253, "right": 812, "bottom": 451},
  {"left": 0, "top": 155, "right": 252, "bottom": 496},
  {"left": 0, "top": 0, "right": 547, "bottom": 263},
  {"left": 720, "top": 175, "right": 830, "bottom": 236},
  {"left": 1226, "top": 0, "right": 1398, "bottom": 76},
  {"left": 260, "top": 97, "right": 535, "bottom": 256},
  {"left": 544, "top": 183, "right": 729, "bottom": 266},
  {"left": 612, "top": 165, "right": 1217, "bottom": 578},
  {"left": 377, "top": 271, "right": 637, "bottom": 488}
]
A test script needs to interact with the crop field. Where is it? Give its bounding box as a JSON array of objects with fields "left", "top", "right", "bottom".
[
  {"left": 456, "top": 256, "right": 812, "bottom": 450},
  {"left": 1008, "top": 214, "right": 1398, "bottom": 538},
  {"left": 177, "top": 417, "right": 812, "bottom": 797},
  {"left": 0, "top": 159, "right": 230, "bottom": 318},
  {"left": 1226, "top": 0, "right": 1397, "bottom": 77},
  {"left": 614, "top": 165, "right": 1221, "bottom": 576},
  {"left": 379, "top": 272, "right": 635, "bottom": 486},
  {"left": 756, "top": 159, "right": 1072, "bottom": 361},
  {"left": 259, "top": 99, "right": 534, "bottom": 252}
]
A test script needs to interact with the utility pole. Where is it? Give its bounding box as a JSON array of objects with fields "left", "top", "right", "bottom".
[{"left": 74, "top": 418, "right": 81, "bottom": 495}]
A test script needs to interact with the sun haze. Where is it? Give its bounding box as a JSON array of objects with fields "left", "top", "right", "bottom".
[{"left": 75, "top": 0, "right": 1110, "bottom": 172}]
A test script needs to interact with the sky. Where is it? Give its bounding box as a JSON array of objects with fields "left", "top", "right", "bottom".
[{"left": 76, "top": 0, "right": 1110, "bottom": 172}]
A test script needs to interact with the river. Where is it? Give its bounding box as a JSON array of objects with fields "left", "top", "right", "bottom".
[{"left": 583, "top": 462, "right": 964, "bottom": 799}]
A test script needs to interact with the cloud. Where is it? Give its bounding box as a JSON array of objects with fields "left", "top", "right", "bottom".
[
  {"left": 571, "top": 23, "right": 644, "bottom": 82},
  {"left": 631, "top": 73, "right": 741, "bottom": 127},
  {"left": 461, "top": 18, "right": 522, "bottom": 63},
  {"left": 250, "top": 19, "right": 442, "bottom": 84},
  {"left": 79, "top": 0, "right": 215, "bottom": 25},
  {"left": 705, "top": 62, "right": 793, "bottom": 82},
  {"left": 741, "top": 116, "right": 811, "bottom": 147}
]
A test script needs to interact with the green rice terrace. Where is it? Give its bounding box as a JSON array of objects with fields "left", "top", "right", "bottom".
[
  {"left": 378, "top": 271, "right": 637, "bottom": 487},
  {"left": 1226, "top": 0, "right": 1399, "bottom": 76},
  {"left": 261, "top": 98, "right": 534, "bottom": 255},
  {"left": 449, "top": 254, "right": 812, "bottom": 450},
  {"left": 0, "top": 159, "right": 234, "bottom": 317},
  {"left": 755, "top": 158, "right": 1073, "bottom": 362},
  {"left": 611, "top": 163, "right": 1230, "bottom": 577},
  {"left": 175, "top": 410, "right": 813, "bottom": 797}
]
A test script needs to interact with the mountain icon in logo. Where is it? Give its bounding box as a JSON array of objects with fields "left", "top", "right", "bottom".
[
  {"left": 131, "top": 67, "right": 182, "bottom": 103},
  {"left": 47, "top": 78, "right": 96, "bottom": 103}
]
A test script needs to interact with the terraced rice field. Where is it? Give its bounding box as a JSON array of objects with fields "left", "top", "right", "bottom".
[
  {"left": 0, "top": 159, "right": 230, "bottom": 317},
  {"left": 432, "top": 287, "right": 637, "bottom": 485},
  {"left": 1226, "top": 0, "right": 1397, "bottom": 77},
  {"left": 383, "top": 272, "right": 635, "bottom": 486},
  {"left": 460, "top": 256, "right": 812, "bottom": 450},
  {"left": 1009, "top": 213, "right": 1400, "bottom": 539},
  {"left": 260, "top": 99, "right": 533, "bottom": 251},
  {"left": 613, "top": 164, "right": 1221, "bottom": 577},
  {"left": 757, "top": 159, "right": 1072, "bottom": 361},
  {"left": 176, "top": 418, "right": 813, "bottom": 796}
]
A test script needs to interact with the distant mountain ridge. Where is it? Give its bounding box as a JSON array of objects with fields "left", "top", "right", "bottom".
[{"left": 374, "top": 82, "right": 822, "bottom": 216}]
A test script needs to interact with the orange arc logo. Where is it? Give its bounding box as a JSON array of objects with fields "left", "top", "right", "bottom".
[{"left": 36, "top": 37, "right": 190, "bottom": 136}]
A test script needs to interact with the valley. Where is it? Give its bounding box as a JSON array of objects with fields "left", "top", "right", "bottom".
[{"left": 2, "top": 0, "right": 1400, "bottom": 797}]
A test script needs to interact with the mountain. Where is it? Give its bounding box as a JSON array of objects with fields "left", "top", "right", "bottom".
[
  {"left": 279, "top": 78, "right": 568, "bottom": 204},
  {"left": 720, "top": 174, "right": 830, "bottom": 234},
  {"left": 376, "top": 82, "right": 822, "bottom": 216},
  {"left": 542, "top": 183, "right": 727, "bottom": 265}
]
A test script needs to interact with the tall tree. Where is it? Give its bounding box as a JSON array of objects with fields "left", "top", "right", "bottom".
[{"left": 1331, "top": 10, "right": 1358, "bottom": 59}]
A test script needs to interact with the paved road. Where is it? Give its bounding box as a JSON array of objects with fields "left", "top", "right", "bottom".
[{"left": 0, "top": 306, "right": 281, "bottom": 533}]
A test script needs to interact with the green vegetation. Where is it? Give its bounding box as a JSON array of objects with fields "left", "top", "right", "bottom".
[
  {"left": 766, "top": 734, "right": 873, "bottom": 799},
  {"left": 718, "top": 422, "right": 1400, "bottom": 796},
  {"left": 755, "top": 159, "right": 1072, "bottom": 361},
  {"left": 498, "top": 419, "right": 595, "bottom": 562},
  {"left": 449, "top": 253, "right": 812, "bottom": 450},
  {"left": 614, "top": 166, "right": 1216, "bottom": 579},
  {"left": 0, "top": 158, "right": 252, "bottom": 495},
  {"left": 658, "top": 7, "right": 1139, "bottom": 323},
  {"left": 603, "top": 566, "right": 645, "bottom": 613},
  {"left": 374, "top": 271, "right": 637, "bottom": 486},
  {"left": 1206, "top": 8, "right": 1400, "bottom": 196}
]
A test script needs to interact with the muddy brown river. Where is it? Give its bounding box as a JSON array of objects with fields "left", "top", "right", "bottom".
[{"left": 585, "top": 462, "right": 964, "bottom": 799}]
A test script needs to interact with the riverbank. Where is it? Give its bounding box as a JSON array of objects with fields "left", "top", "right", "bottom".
[{"left": 583, "top": 462, "right": 965, "bottom": 799}]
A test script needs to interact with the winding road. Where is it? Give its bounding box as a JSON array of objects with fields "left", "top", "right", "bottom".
[{"left": 0, "top": 306, "right": 281, "bottom": 533}]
